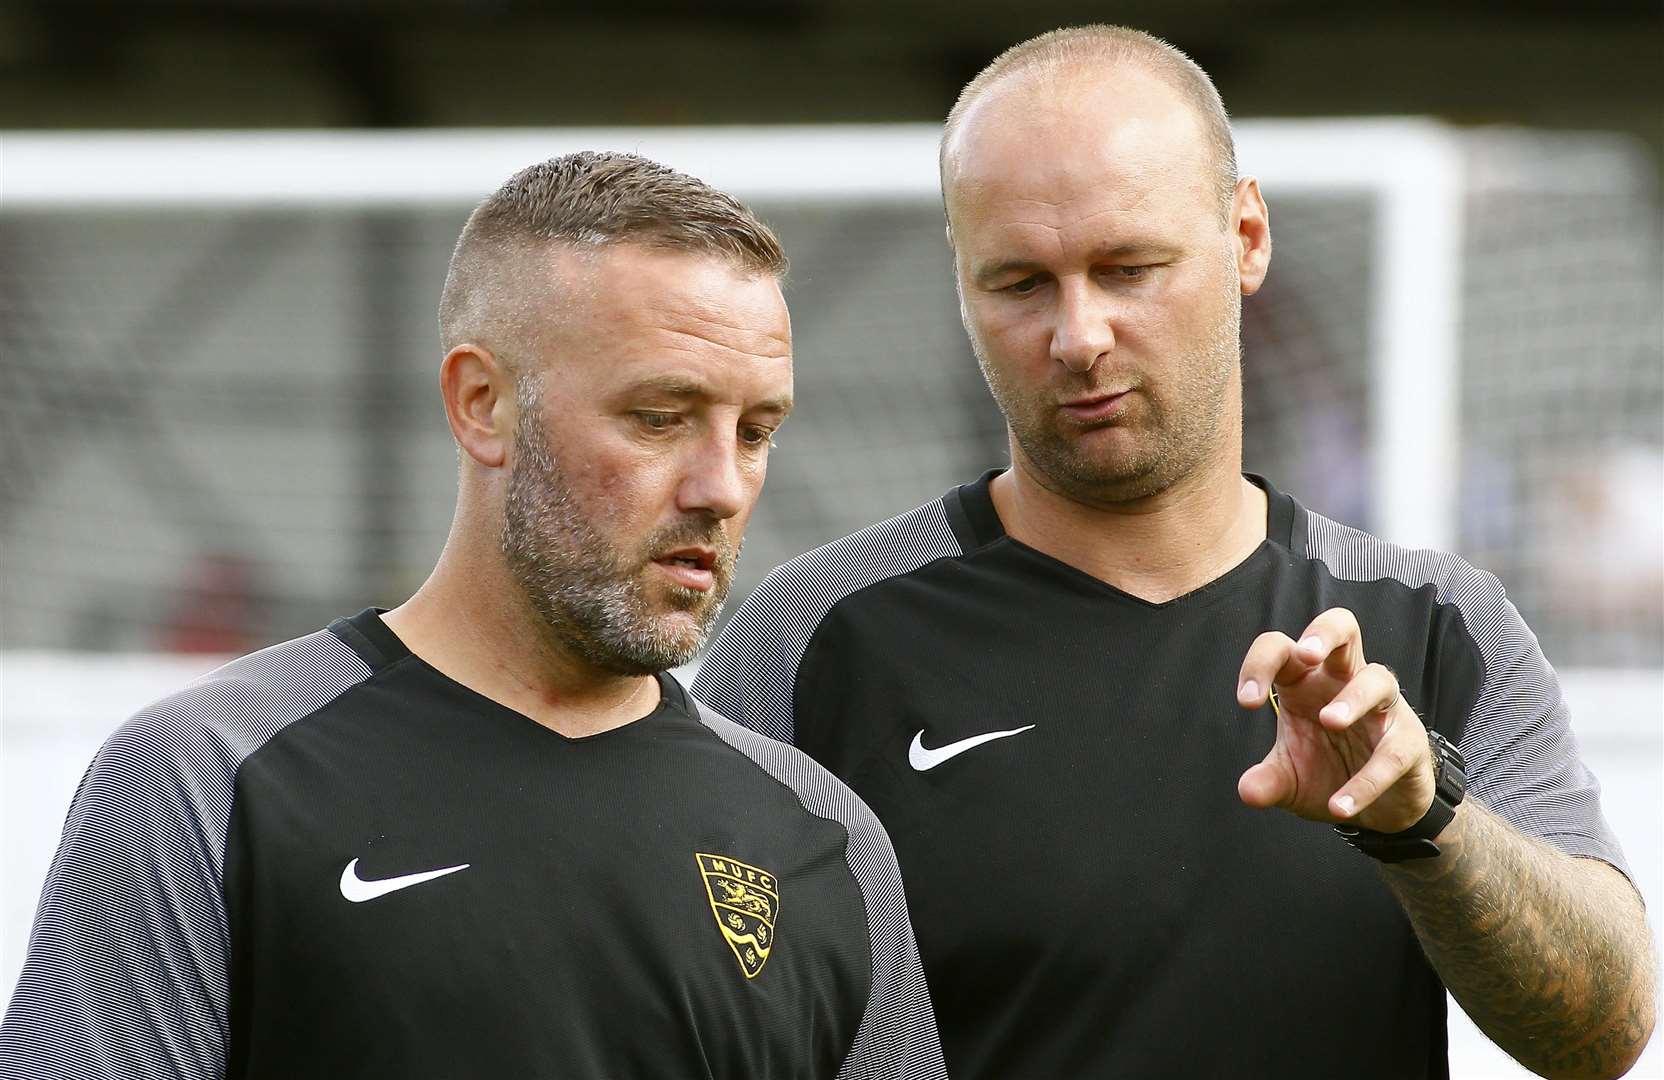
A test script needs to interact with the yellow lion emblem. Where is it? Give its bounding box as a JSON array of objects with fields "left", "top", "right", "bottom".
[{"left": 696, "top": 853, "right": 781, "bottom": 978}]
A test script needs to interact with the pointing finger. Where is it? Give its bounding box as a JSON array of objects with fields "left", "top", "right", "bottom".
[
  {"left": 1292, "top": 608, "right": 1365, "bottom": 678},
  {"left": 1237, "top": 631, "right": 1309, "bottom": 706}
]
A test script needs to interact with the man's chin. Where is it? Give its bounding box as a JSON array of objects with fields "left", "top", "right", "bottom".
[
  {"left": 1022, "top": 445, "right": 1170, "bottom": 505},
  {"left": 609, "top": 573, "right": 730, "bottom": 668},
  {"left": 646, "top": 607, "right": 720, "bottom": 660},
  {"left": 584, "top": 620, "right": 707, "bottom": 677}
]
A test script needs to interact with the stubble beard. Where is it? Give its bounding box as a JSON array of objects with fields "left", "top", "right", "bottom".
[
  {"left": 974, "top": 282, "right": 1243, "bottom": 507},
  {"left": 499, "top": 384, "right": 737, "bottom": 677}
]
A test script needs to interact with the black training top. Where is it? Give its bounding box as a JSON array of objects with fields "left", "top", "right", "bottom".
[
  {"left": 692, "top": 471, "right": 1630, "bottom": 1080},
  {"left": 0, "top": 609, "right": 946, "bottom": 1080}
]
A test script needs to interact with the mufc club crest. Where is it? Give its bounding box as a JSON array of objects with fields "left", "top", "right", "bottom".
[{"left": 695, "top": 853, "right": 780, "bottom": 979}]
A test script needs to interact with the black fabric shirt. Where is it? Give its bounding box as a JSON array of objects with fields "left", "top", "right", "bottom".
[
  {"left": 692, "top": 472, "right": 1630, "bottom": 1080},
  {"left": 1, "top": 609, "right": 946, "bottom": 1080}
]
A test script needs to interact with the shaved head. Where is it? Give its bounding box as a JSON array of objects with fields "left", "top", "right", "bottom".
[
  {"left": 439, "top": 151, "right": 787, "bottom": 371},
  {"left": 941, "top": 25, "right": 1238, "bottom": 220}
]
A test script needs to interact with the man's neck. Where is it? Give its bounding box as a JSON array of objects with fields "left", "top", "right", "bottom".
[
  {"left": 382, "top": 541, "right": 661, "bottom": 739},
  {"left": 989, "top": 450, "right": 1268, "bottom": 605}
]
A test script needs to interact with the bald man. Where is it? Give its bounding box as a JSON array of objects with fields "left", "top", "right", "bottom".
[
  {"left": 1, "top": 152, "right": 947, "bottom": 1080},
  {"left": 694, "top": 26, "right": 1655, "bottom": 1080}
]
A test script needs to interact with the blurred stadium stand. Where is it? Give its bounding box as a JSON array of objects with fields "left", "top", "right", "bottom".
[{"left": 0, "top": 1, "right": 1659, "bottom": 156}]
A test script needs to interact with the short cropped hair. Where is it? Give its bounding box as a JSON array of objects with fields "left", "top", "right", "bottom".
[
  {"left": 941, "top": 25, "right": 1238, "bottom": 217},
  {"left": 439, "top": 151, "right": 786, "bottom": 355}
]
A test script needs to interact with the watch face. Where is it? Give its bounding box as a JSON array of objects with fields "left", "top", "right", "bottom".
[
  {"left": 1430, "top": 728, "right": 1466, "bottom": 768},
  {"left": 1428, "top": 730, "right": 1468, "bottom": 800}
]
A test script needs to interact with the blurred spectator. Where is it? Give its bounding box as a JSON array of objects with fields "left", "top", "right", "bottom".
[{"left": 159, "top": 552, "right": 260, "bottom": 655}]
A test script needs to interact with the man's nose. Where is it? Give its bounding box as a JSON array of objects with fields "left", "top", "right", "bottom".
[
  {"left": 677, "top": 431, "right": 748, "bottom": 521},
  {"left": 1050, "top": 278, "right": 1116, "bottom": 374}
]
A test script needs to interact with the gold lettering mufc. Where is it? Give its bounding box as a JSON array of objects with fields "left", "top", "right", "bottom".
[{"left": 696, "top": 853, "right": 780, "bottom": 978}]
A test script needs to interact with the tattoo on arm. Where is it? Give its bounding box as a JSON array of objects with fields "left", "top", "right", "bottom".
[{"left": 1384, "top": 801, "right": 1656, "bottom": 1079}]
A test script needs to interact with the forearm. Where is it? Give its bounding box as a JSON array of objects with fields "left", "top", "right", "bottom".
[{"left": 1384, "top": 799, "right": 1656, "bottom": 1079}]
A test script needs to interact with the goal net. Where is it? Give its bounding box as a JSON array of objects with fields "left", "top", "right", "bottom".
[{"left": 1, "top": 122, "right": 1658, "bottom": 667}]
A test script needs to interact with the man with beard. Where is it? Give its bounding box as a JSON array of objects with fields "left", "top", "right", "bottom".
[
  {"left": 0, "top": 152, "right": 946, "bottom": 1080},
  {"left": 692, "top": 26, "right": 1655, "bottom": 1080}
]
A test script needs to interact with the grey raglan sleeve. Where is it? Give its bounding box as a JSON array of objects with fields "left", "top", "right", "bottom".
[
  {"left": 1439, "top": 565, "right": 1632, "bottom": 878},
  {"left": 0, "top": 711, "right": 233, "bottom": 1080},
  {"left": 1303, "top": 509, "right": 1633, "bottom": 879},
  {"left": 827, "top": 804, "right": 950, "bottom": 1080},
  {"left": 1, "top": 630, "right": 371, "bottom": 1080},
  {"left": 691, "top": 704, "right": 948, "bottom": 1080}
]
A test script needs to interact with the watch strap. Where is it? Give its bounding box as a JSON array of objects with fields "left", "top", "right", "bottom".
[{"left": 1334, "top": 728, "right": 1467, "bottom": 863}]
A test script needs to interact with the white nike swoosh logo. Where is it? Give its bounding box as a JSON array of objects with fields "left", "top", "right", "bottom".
[
  {"left": 339, "top": 857, "right": 471, "bottom": 903},
  {"left": 908, "top": 725, "right": 1036, "bottom": 771}
]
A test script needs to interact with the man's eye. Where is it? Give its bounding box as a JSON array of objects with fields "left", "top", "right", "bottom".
[
  {"left": 739, "top": 425, "right": 776, "bottom": 448},
  {"left": 1007, "top": 275, "right": 1044, "bottom": 295},
  {"left": 636, "top": 411, "right": 679, "bottom": 431},
  {"left": 1112, "top": 265, "right": 1153, "bottom": 281}
]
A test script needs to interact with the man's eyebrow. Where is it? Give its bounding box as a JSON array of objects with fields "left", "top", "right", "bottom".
[
  {"left": 628, "top": 376, "right": 709, "bottom": 399},
  {"left": 972, "top": 257, "right": 1044, "bottom": 288},
  {"left": 1086, "top": 239, "right": 1178, "bottom": 261},
  {"left": 752, "top": 394, "right": 794, "bottom": 418},
  {"left": 971, "top": 240, "right": 1180, "bottom": 287},
  {"left": 625, "top": 376, "right": 793, "bottom": 416}
]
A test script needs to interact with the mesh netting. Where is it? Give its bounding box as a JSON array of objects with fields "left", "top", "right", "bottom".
[{"left": 1, "top": 132, "right": 1657, "bottom": 666}]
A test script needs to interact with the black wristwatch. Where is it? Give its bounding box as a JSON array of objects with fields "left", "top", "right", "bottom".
[{"left": 1334, "top": 728, "right": 1467, "bottom": 863}]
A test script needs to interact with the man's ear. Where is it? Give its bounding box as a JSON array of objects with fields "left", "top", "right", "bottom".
[
  {"left": 1232, "top": 177, "right": 1272, "bottom": 297},
  {"left": 440, "top": 343, "right": 515, "bottom": 469}
]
